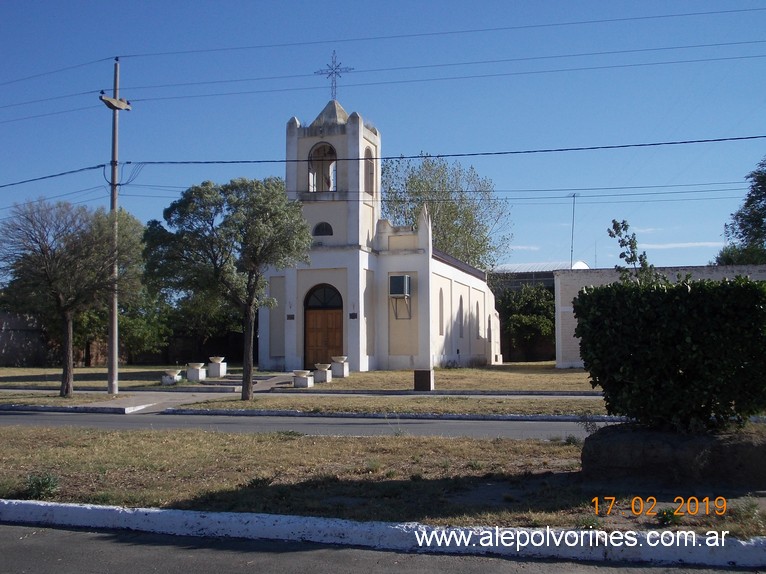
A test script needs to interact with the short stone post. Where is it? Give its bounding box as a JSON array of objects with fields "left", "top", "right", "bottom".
[
  {"left": 314, "top": 363, "right": 332, "bottom": 383},
  {"left": 208, "top": 356, "right": 227, "bottom": 378},
  {"left": 293, "top": 370, "right": 314, "bottom": 388},
  {"left": 162, "top": 369, "right": 182, "bottom": 386},
  {"left": 331, "top": 356, "right": 349, "bottom": 378},
  {"left": 187, "top": 363, "right": 207, "bottom": 382}
]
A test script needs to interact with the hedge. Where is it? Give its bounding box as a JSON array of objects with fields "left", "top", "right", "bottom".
[{"left": 573, "top": 277, "right": 766, "bottom": 432}]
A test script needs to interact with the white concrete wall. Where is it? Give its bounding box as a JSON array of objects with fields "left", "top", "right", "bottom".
[
  {"left": 261, "top": 103, "right": 500, "bottom": 373},
  {"left": 554, "top": 265, "right": 766, "bottom": 368}
]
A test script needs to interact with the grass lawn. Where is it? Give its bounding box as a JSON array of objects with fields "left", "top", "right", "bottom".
[
  {"left": 0, "top": 425, "right": 762, "bottom": 539},
  {"left": 183, "top": 395, "right": 608, "bottom": 417},
  {"left": 0, "top": 362, "right": 593, "bottom": 392},
  {"left": 305, "top": 362, "right": 593, "bottom": 392},
  {"left": 0, "top": 393, "right": 125, "bottom": 407},
  {"left": 0, "top": 366, "right": 171, "bottom": 389}
]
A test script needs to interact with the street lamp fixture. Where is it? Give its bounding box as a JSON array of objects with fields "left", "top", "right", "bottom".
[{"left": 99, "top": 93, "right": 131, "bottom": 112}]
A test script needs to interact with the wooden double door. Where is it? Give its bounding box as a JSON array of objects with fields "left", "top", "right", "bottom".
[{"left": 304, "top": 308, "right": 343, "bottom": 368}]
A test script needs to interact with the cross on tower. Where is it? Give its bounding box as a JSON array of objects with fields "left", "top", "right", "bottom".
[{"left": 315, "top": 51, "right": 353, "bottom": 100}]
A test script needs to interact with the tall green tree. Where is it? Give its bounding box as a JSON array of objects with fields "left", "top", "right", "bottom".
[
  {"left": 608, "top": 219, "right": 660, "bottom": 284},
  {"left": 716, "top": 157, "right": 766, "bottom": 264},
  {"left": 0, "top": 201, "right": 144, "bottom": 396},
  {"left": 144, "top": 177, "right": 311, "bottom": 400},
  {"left": 497, "top": 284, "right": 554, "bottom": 358},
  {"left": 382, "top": 155, "right": 511, "bottom": 270}
]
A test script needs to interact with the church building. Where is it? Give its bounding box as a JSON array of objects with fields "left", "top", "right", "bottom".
[{"left": 258, "top": 101, "right": 502, "bottom": 372}]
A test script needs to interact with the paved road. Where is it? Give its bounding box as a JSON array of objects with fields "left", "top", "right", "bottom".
[
  {"left": 0, "top": 410, "right": 598, "bottom": 439},
  {"left": 0, "top": 525, "right": 740, "bottom": 574}
]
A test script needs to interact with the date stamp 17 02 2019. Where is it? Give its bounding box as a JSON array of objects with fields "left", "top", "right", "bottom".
[{"left": 592, "top": 496, "right": 727, "bottom": 517}]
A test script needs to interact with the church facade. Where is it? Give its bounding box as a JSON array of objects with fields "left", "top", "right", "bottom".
[{"left": 258, "top": 101, "right": 502, "bottom": 372}]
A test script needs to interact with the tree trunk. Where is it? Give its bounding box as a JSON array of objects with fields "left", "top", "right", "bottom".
[
  {"left": 240, "top": 305, "right": 256, "bottom": 400},
  {"left": 60, "top": 311, "right": 74, "bottom": 398}
]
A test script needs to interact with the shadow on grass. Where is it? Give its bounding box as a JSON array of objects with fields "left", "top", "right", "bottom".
[
  {"left": 0, "top": 370, "right": 160, "bottom": 384},
  {"left": 475, "top": 363, "right": 582, "bottom": 375},
  {"left": 168, "top": 470, "right": 590, "bottom": 525}
]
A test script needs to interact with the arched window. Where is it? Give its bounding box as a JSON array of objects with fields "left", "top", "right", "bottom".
[
  {"left": 308, "top": 143, "right": 337, "bottom": 193},
  {"left": 364, "top": 147, "right": 374, "bottom": 195},
  {"left": 313, "top": 222, "right": 333, "bottom": 236},
  {"left": 305, "top": 284, "right": 343, "bottom": 309}
]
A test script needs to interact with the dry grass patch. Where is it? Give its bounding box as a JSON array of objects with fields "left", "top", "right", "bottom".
[
  {"left": 0, "top": 426, "right": 582, "bottom": 525},
  {"left": 0, "top": 425, "right": 761, "bottom": 537},
  {"left": 303, "top": 362, "right": 592, "bottom": 392},
  {"left": 184, "top": 395, "right": 607, "bottom": 417},
  {"left": 0, "top": 392, "right": 123, "bottom": 406},
  {"left": 0, "top": 366, "right": 170, "bottom": 389}
]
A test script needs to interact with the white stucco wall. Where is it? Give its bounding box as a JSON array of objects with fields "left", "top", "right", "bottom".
[
  {"left": 260, "top": 101, "right": 501, "bottom": 373},
  {"left": 554, "top": 265, "right": 766, "bottom": 368}
]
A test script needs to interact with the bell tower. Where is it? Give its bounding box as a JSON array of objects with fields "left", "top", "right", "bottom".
[{"left": 285, "top": 100, "right": 381, "bottom": 250}]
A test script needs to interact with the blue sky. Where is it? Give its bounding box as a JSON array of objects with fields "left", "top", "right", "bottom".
[{"left": 2, "top": 0, "right": 766, "bottom": 269}]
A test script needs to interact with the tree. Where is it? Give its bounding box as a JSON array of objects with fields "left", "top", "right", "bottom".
[
  {"left": 144, "top": 177, "right": 311, "bottom": 400},
  {"left": 381, "top": 154, "right": 511, "bottom": 270},
  {"left": 0, "top": 201, "right": 144, "bottom": 397},
  {"left": 608, "top": 219, "right": 660, "bottom": 284},
  {"left": 716, "top": 157, "right": 766, "bottom": 264},
  {"left": 497, "top": 284, "right": 554, "bottom": 359},
  {"left": 714, "top": 243, "right": 766, "bottom": 265}
]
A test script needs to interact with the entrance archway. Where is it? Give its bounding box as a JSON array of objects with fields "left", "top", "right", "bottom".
[{"left": 304, "top": 284, "right": 343, "bottom": 368}]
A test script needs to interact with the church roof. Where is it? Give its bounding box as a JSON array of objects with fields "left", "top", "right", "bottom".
[{"left": 310, "top": 100, "right": 349, "bottom": 127}]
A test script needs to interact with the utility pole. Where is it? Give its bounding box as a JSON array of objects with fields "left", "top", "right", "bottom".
[{"left": 100, "top": 57, "right": 131, "bottom": 395}]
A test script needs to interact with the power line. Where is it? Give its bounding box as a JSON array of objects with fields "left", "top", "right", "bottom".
[
  {"left": 0, "top": 90, "right": 102, "bottom": 110},
  {"left": 126, "top": 53, "right": 766, "bottom": 105},
  {"left": 0, "top": 105, "right": 101, "bottom": 125},
  {"left": 0, "top": 185, "right": 107, "bottom": 213},
  {"left": 109, "top": 39, "right": 766, "bottom": 94},
  {"left": 3, "top": 135, "right": 763, "bottom": 191},
  {"left": 512, "top": 195, "right": 742, "bottom": 206},
  {"left": 127, "top": 180, "right": 745, "bottom": 195},
  {"left": 5, "top": 7, "right": 754, "bottom": 88},
  {"left": 0, "top": 165, "right": 106, "bottom": 189},
  {"left": 500, "top": 187, "right": 746, "bottom": 200},
  {"left": 126, "top": 134, "right": 766, "bottom": 166},
  {"left": 120, "top": 191, "right": 743, "bottom": 206},
  {"left": 5, "top": 38, "right": 765, "bottom": 113},
  {"left": 0, "top": 57, "right": 113, "bottom": 87},
  {"left": 0, "top": 193, "right": 110, "bottom": 224},
  {"left": 494, "top": 181, "right": 743, "bottom": 193},
  {"left": 116, "top": 8, "right": 766, "bottom": 59}
]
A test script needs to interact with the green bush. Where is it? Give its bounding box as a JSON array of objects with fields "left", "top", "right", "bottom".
[
  {"left": 497, "top": 284, "right": 555, "bottom": 358},
  {"left": 573, "top": 277, "right": 766, "bottom": 432},
  {"left": 25, "top": 472, "right": 60, "bottom": 499}
]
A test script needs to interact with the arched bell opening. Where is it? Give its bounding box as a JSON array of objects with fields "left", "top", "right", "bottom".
[{"left": 308, "top": 143, "right": 337, "bottom": 193}]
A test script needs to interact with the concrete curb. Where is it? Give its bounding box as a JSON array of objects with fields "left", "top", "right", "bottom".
[
  {"left": 0, "top": 404, "right": 155, "bottom": 414},
  {"left": 270, "top": 389, "right": 604, "bottom": 396},
  {"left": 163, "top": 407, "right": 625, "bottom": 423},
  {"left": 1, "top": 500, "right": 763, "bottom": 567},
  {"left": 0, "top": 385, "right": 240, "bottom": 393},
  {"left": 3, "top": 402, "right": 763, "bottom": 425}
]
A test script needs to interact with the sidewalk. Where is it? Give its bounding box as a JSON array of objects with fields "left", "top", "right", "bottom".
[
  {"left": 0, "top": 375, "right": 619, "bottom": 422},
  {"left": 0, "top": 375, "right": 293, "bottom": 414}
]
